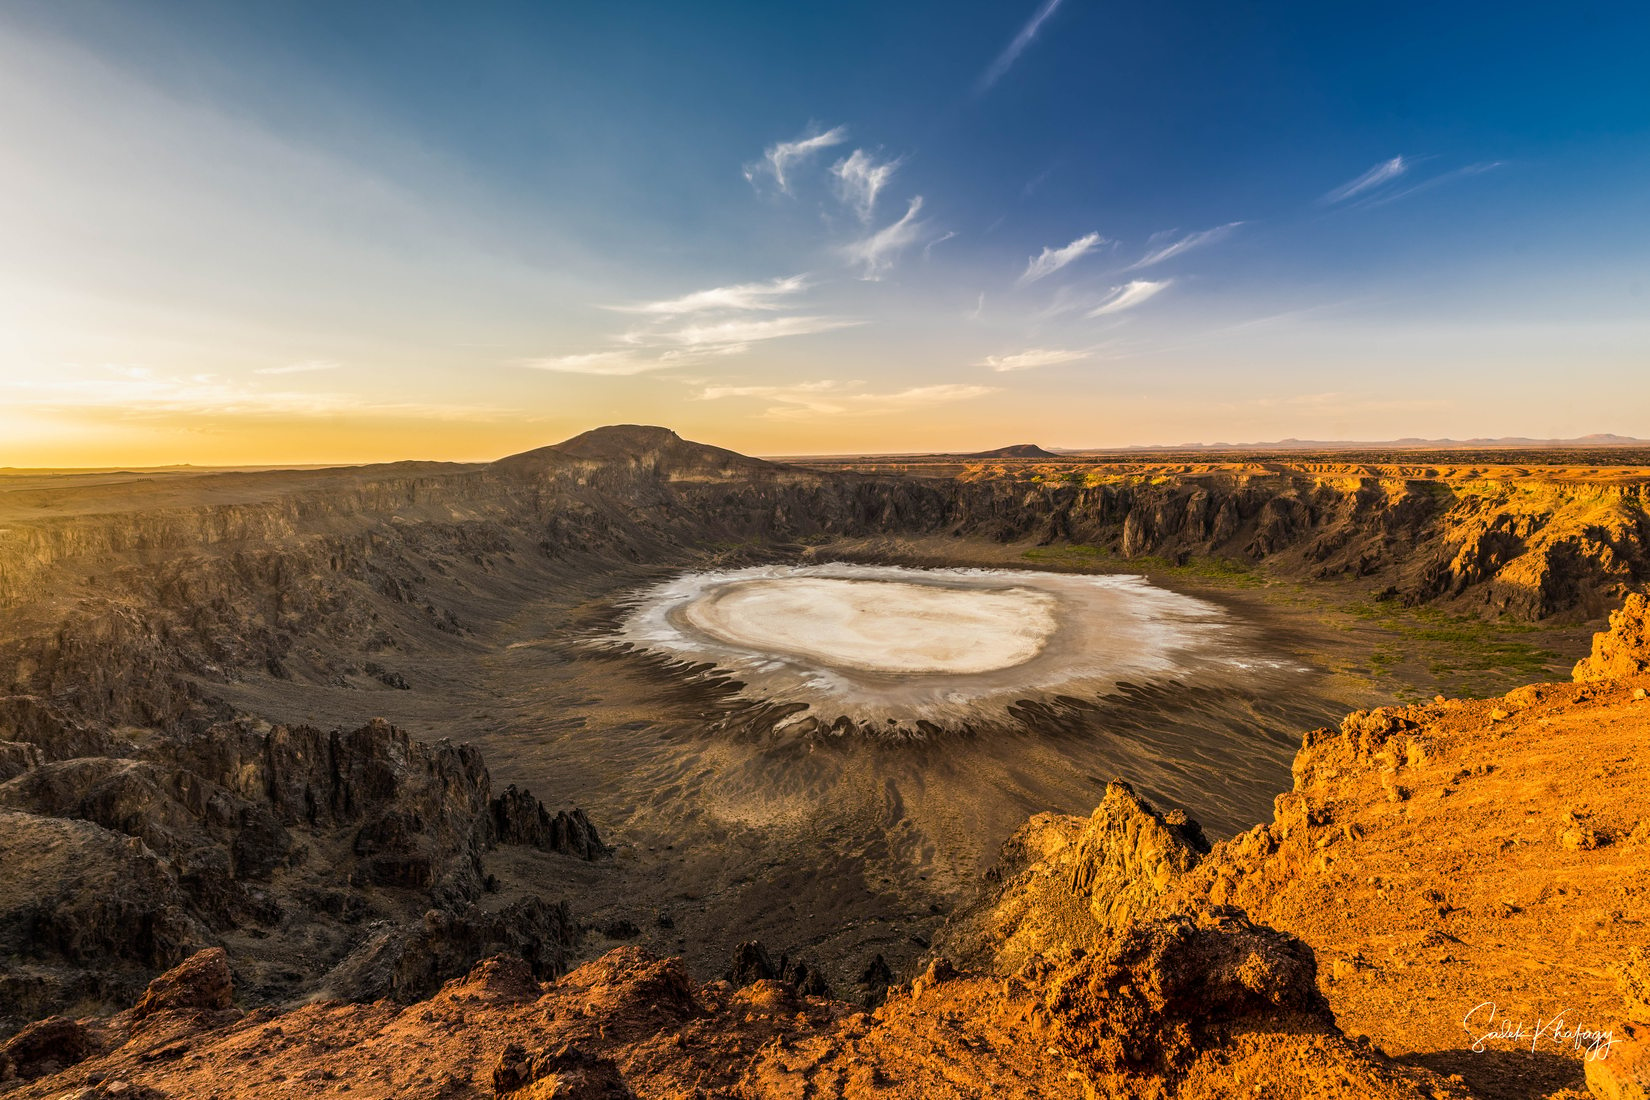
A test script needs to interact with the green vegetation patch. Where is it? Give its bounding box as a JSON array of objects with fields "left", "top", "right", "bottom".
[
  {"left": 1340, "top": 599, "right": 1559, "bottom": 700},
  {"left": 1021, "top": 544, "right": 1266, "bottom": 587}
]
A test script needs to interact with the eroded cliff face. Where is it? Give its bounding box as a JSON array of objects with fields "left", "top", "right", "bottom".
[
  {"left": 946, "top": 467, "right": 1650, "bottom": 619},
  {"left": 3, "top": 432, "right": 1644, "bottom": 745},
  {"left": 0, "top": 714, "right": 602, "bottom": 1031}
]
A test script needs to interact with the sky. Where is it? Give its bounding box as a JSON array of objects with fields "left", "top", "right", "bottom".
[{"left": 1, "top": 0, "right": 1647, "bottom": 466}]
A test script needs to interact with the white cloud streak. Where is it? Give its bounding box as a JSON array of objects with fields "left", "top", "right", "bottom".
[
  {"left": 1321, "top": 156, "right": 1408, "bottom": 204},
  {"left": 978, "top": 347, "right": 1091, "bottom": 372},
  {"left": 530, "top": 301, "right": 861, "bottom": 376},
  {"left": 1130, "top": 222, "right": 1244, "bottom": 269},
  {"left": 1358, "top": 162, "right": 1504, "bottom": 208},
  {"left": 520, "top": 349, "right": 727, "bottom": 377},
  {"left": 1088, "top": 279, "right": 1171, "bottom": 316},
  {"left": 744, "top": 125, "right": 849, "bottom": 194},
  {"left": 253, "top": 360, "right": 340, "bottom": 375},
  {"left": 842, "top": 196, "right": 928, "bottom": 280},
  {"left": 1018, "top": 231, "right": 1104, "bottom": 285},
  {"left": 607, "top": 274, "right": 809, "bottom": 316},
  {"left": 831, "top": 149, "right": 902, "bottom": 222},
  {"left": 978, "top": 0, "right": 1066, "bottom": 93},
  {"left": 923, "top": 230, "right": 957, "bottom": 259},
  {"left": 697, "top": 380, "right": 996, "bottom": 420},
  {"left": 630, "top": 315, "right": 863, "bottom": 348},
  {"left": 3, "top": 365, "right": 500, "bottom": 420}
]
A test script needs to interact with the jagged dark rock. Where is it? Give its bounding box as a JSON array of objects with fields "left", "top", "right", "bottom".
[
  {"left": 724, "top": 941, "right": 831, "bottom": 997},
  {"left": 490, "top": 786, "right": 607, "bottom": 859},
  {"left": 0, "top": 713, "right": 600, "bottom": 1026},
  {"left": 724, "top": 940, "right": 776, "bottom": 986},
  {"left": 493, "top": 1041, "right": 634, "bottom": 1098},
  {"left": 320, "top": 896, "right": 577, "bottom": 1003}
]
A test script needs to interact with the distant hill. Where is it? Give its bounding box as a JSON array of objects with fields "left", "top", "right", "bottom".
[
  {"left": 491, "top": 424, "right": 774, "bottom": 477},
  {"left": 964, "top": 444, "right": 1059, "bottom": 459}
]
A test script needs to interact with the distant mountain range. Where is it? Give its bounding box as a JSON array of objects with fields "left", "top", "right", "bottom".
[{"left": 1058, "top": 433, "right": 1650, "bottom": 454}]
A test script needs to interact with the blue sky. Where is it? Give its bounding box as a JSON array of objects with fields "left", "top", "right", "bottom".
[{"left": 1, "top": 0, "right": 1646, "bottom": 463}]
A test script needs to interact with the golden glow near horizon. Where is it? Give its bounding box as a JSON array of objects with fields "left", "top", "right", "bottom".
[{"left": 3, "top": 12, "right": 1648, "bottom": 470}]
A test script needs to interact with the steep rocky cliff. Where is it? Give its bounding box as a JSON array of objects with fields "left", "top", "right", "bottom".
[
  {"left": 0, "top": 714, "right": 602, "bottom": 1030},
  {"left": 3, "top": 430, "right": 1644, "bottom": 745}
]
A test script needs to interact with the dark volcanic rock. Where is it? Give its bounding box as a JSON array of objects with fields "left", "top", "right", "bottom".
[
  {"left": 321, "top": 896, "right": 578, "bottom": 1003},
  {"left": 490, "top": 785, "right": 607, "bottom": 859},
  {"left": 0, "top": 713, "right": 603, "bottom": 1027},
  {"left": 725, "top": 940, "right": 777, "bottom": 986},
  {"left": 0, "top": 1015, "right": 88, "bottom": 1080},
  {"left": 0, "top": 811, "right": 209, "bottom": 1029},
  {"left": 724, "top": 941, "right": 831, "bottom": 998}
]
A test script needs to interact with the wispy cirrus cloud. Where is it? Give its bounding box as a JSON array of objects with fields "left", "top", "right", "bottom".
[
  {"left": 1323, "top": 155, "right": 1504, "bottom": 210},
  {"left": 1358, "top": 161, "right": 1504, "bottom": 208},
  {"left": 527, "top": 315, "right": 859, "bottom": 376},
  {"left": 1018, "top": 231, "right": 1104, "bottom": 285},
  {"left": 530, "top": 273, "right": 860, "bottom": 375},
  {"left": 743, "top": 124, "right": 849, "bottom": 193},
  {"left": 978, "top": 347, "right": 1091, "bottom": 372},
  {"left": 842, "top": 196, "right": 929, "bottom": 279},
  {"left": 606, "top": 274, "right": 809, "bottom": 316},
  {"left": 4, "top": 365, "right": 502, "bottom": 420},
  {"left": 1130, "top": 222, "right": 1244, "bottom": 269},
  {"left": 832, "top": 149, "right": 903, "bottom": 222},
  {"left": 253, "top": 359, "right": 340, "bottom": 376},
  {"left": 630, "top": 315, "right": 863, "bottom": 349},
  {"left": 977, "top": 0, "right": 1066, "bottom": 93},
  {"left": 697, "top": 379, "right": 995, "bottom": 420},
  {"left": 1321, "top": 156, "right": 1408, "bottom": 204},
  {"left": 520, "top": 350, "right": 711, "bottom": 377},
  {"left": 1088, "top": 279, "right": 1171, "bottom": 316}
]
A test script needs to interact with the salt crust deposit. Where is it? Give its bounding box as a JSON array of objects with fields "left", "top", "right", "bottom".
[
  {"left": 612, "top": 564, "right": 1246, "bottom": 726},
  {"left": 679, "top": 577, "right": 1058, "bottom": 675}
]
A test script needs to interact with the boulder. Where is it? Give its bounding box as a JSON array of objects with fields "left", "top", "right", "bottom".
[
  {"left": 493, "top": 1041, "right": 634, "bottom": 1099},
  {"left": 131, "top": 946, "right": 234, "bottom": 1023},
  {"left": 0, "top": 1014, "right": 88, "bottom": 1080},
  {"left": 1037, "top": 906, "right": 1329, "bottom": 1073},
  {"left": 935, "top": 780, "right": 1209, "bottom": 973}
]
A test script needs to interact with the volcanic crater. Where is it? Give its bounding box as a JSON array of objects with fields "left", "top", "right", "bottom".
[{"left": 3, "top": 425, "right": 1648, "bottom": 1100}]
